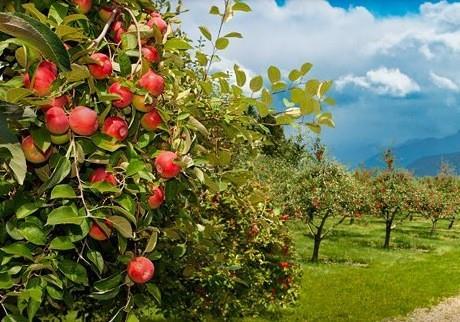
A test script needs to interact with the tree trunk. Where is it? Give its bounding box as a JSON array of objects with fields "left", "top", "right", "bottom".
[
  {"left": 349, "top": 217, "right": 355, "bottom": 225},
  {"left": 430, "top": 220, "right": 438, "bottom": 235},
  {"left": 311, "top": 235, "right": 322, "bottom": 262},
  {"left": 383, "top": 220, "right": 392, "bottom": 249},
  {"left": 448, "top": 217, "right": 455, "bottom": 229}
]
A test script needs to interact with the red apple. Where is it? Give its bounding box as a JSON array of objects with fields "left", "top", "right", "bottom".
[
  {"left": 141, "top": 46, "right": 160, "bottom": 63},
  {"left": 147, "top": 12, "right": 167, "bottom": 34},
  {"left": 248, "top": 223, "right": 260, "bottom": 238},
  {"left": 112, "top": 21, "right": 125, "bottom": 44},
  {"left": 73, "top": 0, "right": 92, "bottom": 14},
  {"left": 141, "top": 110, "right": 162, "bottom": 131},
  {"left": 98, "top": 6, "right": 113, "bottom": 22},
  {"left": 40, "top": 95, "right": 70, "bottom": 111},
  {"left": 69, "top": 106, "right": 98, "bottom": 136},
  {"left": 102, "top": 116, "right": 128, "bottom": 141},
  {"left": 89, "top": 220, "right": 112, "bottom": 241},
  {"left": 45, "top": 107, "right": 69, "bottom": 135},
  {"left": 21, "top": 135, "right": 52, "bottom": 164},
  {"left": 108, "top": 82, "right": 133, "bottom": 109},
  {"left": 132, "top": 95, "right": 156, "bottom": 112},
  {"left": 127, "top": 256, "right": 155, "bottom": 284},
  {"left": 138, "top": 69, "right": 164, "bottom": 97},
  {"left": 148, "top": 186, "right": 164, "bottom": 209},
  {"left": 88, "top": 53, "right": 112, "bottom": 80},
  {"left": 280, "top": 214, "right": 289, "bottom": 222},
  {"left": 27, "top": 61, "right": 58, "bottom": 96},
  {"left": 154, "top": 151, "right": 181, "bottom": 179},
  {"left": 89, "top": 168, "right": 117, "bottom": 185},
  {"left": 278, "top": 262, "right": 289, "bottom": 269}
]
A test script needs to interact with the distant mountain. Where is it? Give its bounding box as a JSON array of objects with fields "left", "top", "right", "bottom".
[
  {"left": 364, "top": 130, "right": 460, "bottom": 170},
  {"left": 407, "top": 152, "right": 460, "bottom": 176}
]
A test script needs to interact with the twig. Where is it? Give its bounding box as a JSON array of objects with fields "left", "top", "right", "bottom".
[
  {"left": 125, "top": 8, "right": 143, "bottom": 77},
  {"left": 90, "top": 9, "right": 119, "bottom": 50},
  {"left": 70, "top": 136, "right": 90, "bottom": 215}
]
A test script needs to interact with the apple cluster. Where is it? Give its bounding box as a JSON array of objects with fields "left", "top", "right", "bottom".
[{"left": 19, "top": 0, "right": 182, "bottom": 285}]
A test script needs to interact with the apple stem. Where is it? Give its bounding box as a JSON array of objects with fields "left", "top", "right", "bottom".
[{"left": 91, "top": 9, "right": 118, "bottom": 50}]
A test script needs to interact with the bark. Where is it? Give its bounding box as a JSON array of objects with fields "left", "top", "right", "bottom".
[
  {"left": 311, "top": 235, "right": 321, "bottom": 262},
  {"left": 448, "top": 217, "right": 455, "bottom": 230},
  {"left": 383, "top": 219, "right": 392, "bottom": 249},
  {"left": 430, "top": 219, "right": 438, "bottom": 235}
]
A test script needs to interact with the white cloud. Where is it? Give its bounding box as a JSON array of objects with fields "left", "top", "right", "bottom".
[
  {"left": 430, "top": 72, "right": 459, "bottom": 91},
  {"left": 336, "top": 67, "right": 420, "bottom": 97}
]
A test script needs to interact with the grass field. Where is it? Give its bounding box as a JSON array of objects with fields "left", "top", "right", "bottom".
[{"left": 246, "top": 217, "right": 460, "bottom": 322}]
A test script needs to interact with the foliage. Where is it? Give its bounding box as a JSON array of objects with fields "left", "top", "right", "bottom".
[{"left": 0, "top": 0, "right": 336, "bottom": 320}]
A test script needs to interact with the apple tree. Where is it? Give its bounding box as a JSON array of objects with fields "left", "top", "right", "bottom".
[{"left": 0, "top": 0, "right": 334, "bottom": 320}]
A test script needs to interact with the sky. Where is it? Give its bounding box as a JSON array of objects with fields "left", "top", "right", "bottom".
[{"left": 180, "top": 0, "right": 460, "bottom": 166}]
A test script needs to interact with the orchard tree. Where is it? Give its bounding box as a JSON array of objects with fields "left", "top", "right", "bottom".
[
  {"left": 291, "top": 145, "right": 361, "bottom": 262},
  {"left": 434, "top": 162, "right": 460, "bottom": 229},
  {"left": 0, "top": 0, "right": 335, "bottom": 320},
  {"left": 371, "top": 150, "right": 414, "bottom": 248}
]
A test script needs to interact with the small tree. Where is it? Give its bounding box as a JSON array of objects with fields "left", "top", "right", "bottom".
[
  {"left": 371, "top": 150, "right": 413, "bottom": 248},
  {"left": 291, "top": 147, "right": 360, "bottom": 262}
]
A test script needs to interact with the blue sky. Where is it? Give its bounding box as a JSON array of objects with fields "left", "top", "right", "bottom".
[{"left": 182, "top": 1, "right": 460, "bottom": 166}]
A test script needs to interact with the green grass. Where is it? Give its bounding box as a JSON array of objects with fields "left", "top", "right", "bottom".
[{"left": 245, "top": 217, "right": 460, "bottom": 322}]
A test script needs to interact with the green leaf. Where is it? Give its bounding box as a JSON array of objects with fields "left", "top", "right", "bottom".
[
  {"left": 17, "top": 222, "right": 46, "bottom": 245},
  {"left": 91, "top": 133, "right": 125, "bottom": 152},
  {"left": 209, "top": 6, "right": 220, "bottom": 15},
  {"left": 0, "top": 272, "right": 13, "bottom": 289},
  {"left": 233, "top": 2, "right": 252, "bottom": 12},
  {"left": 0, "top": 143, "right": 26, "bottom": 184},
  {"left": 48, "top": 2, "right": 68, "bottom": 25},
  {"left": 58, "top": 259, "right": 88, "bottom": 285},
  {"left": 1, "top": 242, "right": 33, "bottom": 260},
  {"left": 234, "top": 65, "right": 246, "bottom": 87},
  {"left": 16, "top": 202, "right": 43, "bottom": 219},
  {"left": 63, "top": 64, "right": 90, "bottom": 82},
  {"left": 146, "top": 283, "right": 161, "bottom": 304},
  {"left": 144, "top": 228, "right": 159, "bottom": 253},
  {"left": 87, "top": 250, "right": 104, "bottom": 274},
  {"left": 37, "top": 155, "right": 71, "bottom": 195},
  {"left": 215, "top": 37, "right": 229, "bottom": 50},
  {"left": 324, "top": 97, "right": 336, "bottom": 106},
  {"left": 118, "top": 52, "right": 131, "bottom": 77},
  {"left": 49, "top": 236, "right": 74, "bottom": 250},
  {"left": 291, "top": 88, "right": 305, "bottom": 105},
  {"left": 125, "top": 159, "right": 145, "bottom": 177},
  {"left": 31, "top": 128, "right": 51, "bottom": 153},
  {"left": 300, "top": 62, "right": 313, "bottom": 75},
  {"left": 47, "top": 206, "right": 85, "bottom": 226},
  {"left": 249, "top": 75, "right": 263, "bottom": 92},
  {"left": 288, "top": 69, "right": 302, "bottom": 82},
  {"left": 0, "top": 12, "right": 70, "bottom": 71},
  {"left": 267, "top": 66, "right": 281, "bottom": 83},
  {"left": 94, "top": 273, "right": 122, "bottom": 292},
  {"left": 224, "top": 32, "right": 242, "bottom": 38},
  {"left": 307, "top": 123, "right": 321, "bottom": 134},
  {"left": 199, "top": 26, "right": 212, "bottom": 41},
  {"left": 115, "top": 195, "right": 136, "bottom": 214},
  {"left": 108, "top": 216, "right": 133, "bottom": 238},
  {"left": 164, "top": 38, "right": 192, "bottom": 50},
  {"left": 51, "top": 184, "right": 77, "bottom": 199}
]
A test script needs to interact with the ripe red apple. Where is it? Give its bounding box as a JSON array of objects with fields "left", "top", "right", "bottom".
[
  {"left": 88, "top": 53, "right": 112, "bottom": 80},
  {"left": 141, "top": 110, "right": 162, "bottom": 131},
  {"left": 148, "top": 186, "right": 165, "bottom": 209},
  {"left": 50, "top": 132, "right": 70, "bottom": 145},
  {"left": 98, "top": 6, "right": 112, "bottom": 22},
  {"left": 102, "top": 116, "right": 129, "bottom": 141},
  {"left": 73, "top": 0, "right": 92, "bottom": 14},
  {"left": 21, "top": 135, "right": 52, "bottom": 164},
  {"left": 40, "top": 95, "right": 70, "bottom": 111},
  {"left": 45, "top": 107, "right": 69, "bottom": 135},
  {"left": 280, "top": 214, "right": 289, "bottom": 222},
  {"left": 89, "top": 220, "right": 112, "bottom": 241},
  {"left": 248, "top": 223, "right": 260, "bottom": 238},
  {"left": 69, "top": 106, "right": 98, "bottom": 136},
  {"left": 108, "top": 82, "right": 133, "bottom": 109},
  {"left": 89, "top": 167, "right": 117, "bottom": 185},
  {"left": 154, "top": 151, "right": 181, "bottom": 179},
  {"left": 132, "top": 95, "right": 156, "bottom": 112},
  {"left": 278, "top": 262, "right": 289, "bottom": 270},
  {"left": 112, "top": 21, "right": 125, "bottom": 44},
  {"left": 147, "top": 12, "right": 167, "bottom": 34},
  {"left": 138, "top": 69, "right": 164, "bottom": 97},
  {"left": 127, "top": 256, "right": 155, "bottom": 284},
  {"left": 27, "top": 61, "right": 58, "bottom": 96},
  {"left": 141, "top": 46, "right": 160, "bottom": 63}
]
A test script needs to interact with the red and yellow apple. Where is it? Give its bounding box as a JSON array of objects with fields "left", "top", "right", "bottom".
[
  {"left": 154, "top": 151, "right": 181, "bottom": 179},
  {"left": 127, "top": 256, "right": 155, "bottom": 284},
  {"left": 141, "top": 110, "right": 162, "bottom": 131},
  {"left": 132, "top": 95, "right": 156, "bottom": 112},
  {"left": 147, "top": 12, "right": 167, "bottom": 34},
  {"left": 21, "top": 135, "right": 52, "bottom": 164},
  {"left": 88, "top": 53, "right": 112, "bottom": 80},
  {"left": 25, "top": 61, "right": 58, "bottom": 96},
  {"left": 73, "top": 0, "right": 92, "bottom": 14},
  {"left": 148, "top": 186, "right": 165, "bottom": 209},
  {"left": 138, "top": 69, "right": 164, "bottom": 97},
  {"left": 89, "top": 167, "right": 117, "bottom": 185},
  {"left": 69, "top": 106, "right": 98, "bottom": 136},
  {"left": 45, "top": 107, "right": 69, "bottom": 135},
  {"left": 141, "top": 46, "right": 160, "bottom": 63},
  {"left": 108, "top": 82, "right": 133, "bottom": 109},
  {"left": 88, "top": 220, "right": 112, "bottom": 241},
  {"left": 102, "top": 116, "right": 129, "bottom": 141}
]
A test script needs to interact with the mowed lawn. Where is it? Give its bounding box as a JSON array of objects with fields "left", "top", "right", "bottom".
[{"left": 246, "top": 217, "right": 460, "bottom": 322}]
